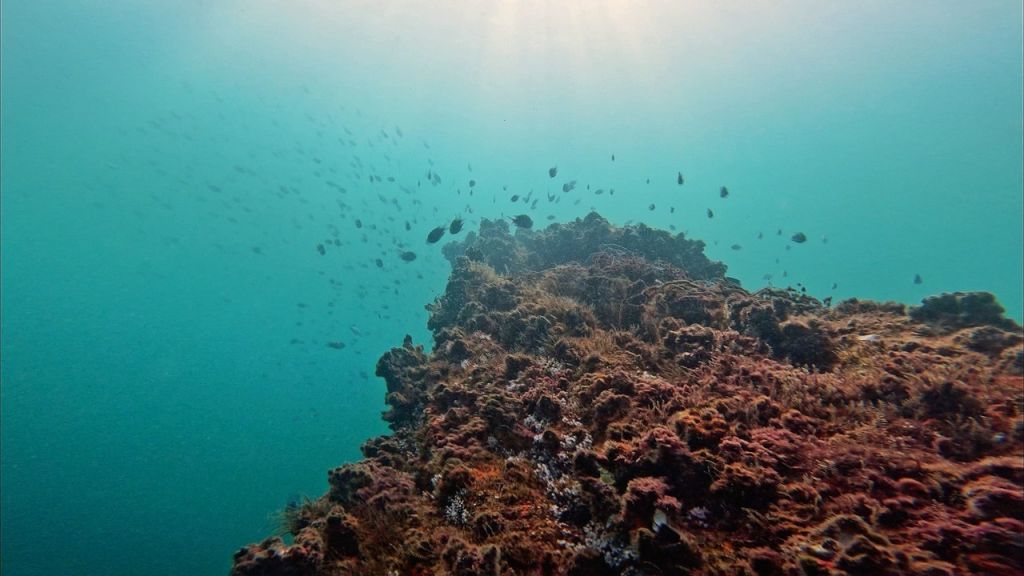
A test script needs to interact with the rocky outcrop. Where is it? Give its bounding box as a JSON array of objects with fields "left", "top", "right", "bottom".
[{"left": 232, "top": 213, "right": 1024, "bottom": 576}]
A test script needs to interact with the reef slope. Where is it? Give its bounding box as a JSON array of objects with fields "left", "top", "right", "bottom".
[{"left": 232, "top": 213, "right": 1024, "bottom": 576}]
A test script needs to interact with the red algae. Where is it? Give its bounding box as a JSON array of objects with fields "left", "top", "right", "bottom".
[{"left": 231, "top": 213, "right": 1024, "bottom": 576}]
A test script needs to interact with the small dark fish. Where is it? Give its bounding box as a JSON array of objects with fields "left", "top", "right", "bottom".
[
  {"left": 731, "top": 244, "right": 742, "bottom": 250},
  {"left": 327, "top": 341, "right": 346, "bottom": 350},
  {"left": 375, "top": 258, "right": 384, "bottom": 268},
  {"left": 469, "top": 179, "right": 476, "bottom": 187},
  {"left": 758, "top": 232, "right": 763, "bottom": 239},
  {"left": 707, "top": 208, "right": 714, "bottom": 219},
  {"left": 831, "top": 282, "right": 838, "bottom": 290},
  {"left": 914, "top": 274, "right": 923, "bottom": 285},
  {"left": 720, "top": 186, "right": 729, "bottom": 198},
  {"left": 611, "top": 154, "right": 615, "bottom": 161},
  {"left": 251, "top": 246, "right": 263, "bottom": 255},
  {"left": 594, "top": 189, "right": 604, "bottom": 195},
  {"left": 670, "top": 206, "right": 675, "bottom": 213},
  {"left": 449, "top": 218, "right": 464, "bottom": 234},
  {"left": 399, "top": 251, "right": 417, "bottom": 262},
  {"left": 677, "top": 172, "right": 684, "bottom": 185},
  {"left": 823, "top": 296, "right": 833, "bottom": 307},
  {"left": 511, "top": 214, "right": 533, "bottom": 229},
  {"left": 427, "top": 226, "right": 446, "bottom": 243},
  {"left": 355, "top": 219, "right": 363, "bottom": 228},
  {"left": 791, "top": 232, "right": 807, "bottom": 243},
  {"left": 548, "top": 166, "right": 558, "bottom": 178},
  {"left": 510, "top": 194, "right": 520, "bottom": 202},
  {"left": 405, "top": 221, "right": 411, "bottom": 231},
  {"left": 648, "top": 203, "right": 656, "bottom": 211},
  {"left": 646, "top": 178, "right": 650, "bottom": 184},
  {"left": 316, "top": 243, "right": 326, "bottom": 255},
  {"left": 562, "top": 180, "right": 576, "bottom": 193}
]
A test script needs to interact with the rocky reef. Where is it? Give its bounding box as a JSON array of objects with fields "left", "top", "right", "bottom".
[{"left": 232, "top": 213, "right": 1023, "bottom": 576}]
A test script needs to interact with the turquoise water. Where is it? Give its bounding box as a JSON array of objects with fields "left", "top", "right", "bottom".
[{"left": 1, "top": 2, "right": 1021, "bottom": 575}]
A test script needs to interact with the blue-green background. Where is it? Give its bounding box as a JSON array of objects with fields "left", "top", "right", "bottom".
[{"left": 2, "top": 2, "right": 1021, "bottom": 575}]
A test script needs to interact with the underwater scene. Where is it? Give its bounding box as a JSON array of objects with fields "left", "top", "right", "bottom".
[{"left": 1, "top": 2, "right": 1022, "bottom": 575}]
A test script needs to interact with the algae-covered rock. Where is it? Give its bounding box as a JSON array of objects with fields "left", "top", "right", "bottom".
[{"left": 232, "top": 215, "right": 1024, "bottom": 576}]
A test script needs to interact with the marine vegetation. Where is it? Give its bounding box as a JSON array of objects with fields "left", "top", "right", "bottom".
[{"left": 232, "top": 213, "right": 1023, "bottom": 576}]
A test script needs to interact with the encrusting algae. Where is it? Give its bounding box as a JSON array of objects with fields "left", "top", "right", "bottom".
[{"left": 232, "top": 213, "right": 1023, "bottom": 576}]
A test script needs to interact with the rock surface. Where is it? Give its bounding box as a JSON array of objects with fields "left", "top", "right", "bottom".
[{"left": 232, "top": 213, "right": 1024, "bottom": 576}]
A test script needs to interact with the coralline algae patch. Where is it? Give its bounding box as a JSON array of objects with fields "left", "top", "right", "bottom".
[{"left": 231, "top": 213, "right": 1023, "bottom": 576}]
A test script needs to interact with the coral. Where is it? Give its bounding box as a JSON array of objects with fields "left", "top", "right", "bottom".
[
  {"left": 957, "top": 325, "right": 1024, "bottom": 356},
  {"left": 963, "top": 476, "right": 1024, "bottom": 521},
  {"left": 444, "top": 212, "right": 726, "bottom": 281},
  {"left": 232, "top": 532, "right": 324, "bottom": 576},
  {"left": 910, "top": 291, "right": 1021, "bottom": 333},
  {"left": 670, "top": 407, "right": 729, "bottom": 449},
  {"left": 776, "top": 320, "right": 838, "bottom": 370},
  {"left": 232, "top": 213, "right": 1024, "bottom": 576},
  {"left": 375, "top": 335, "right": 431, "bottom": 430}
]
